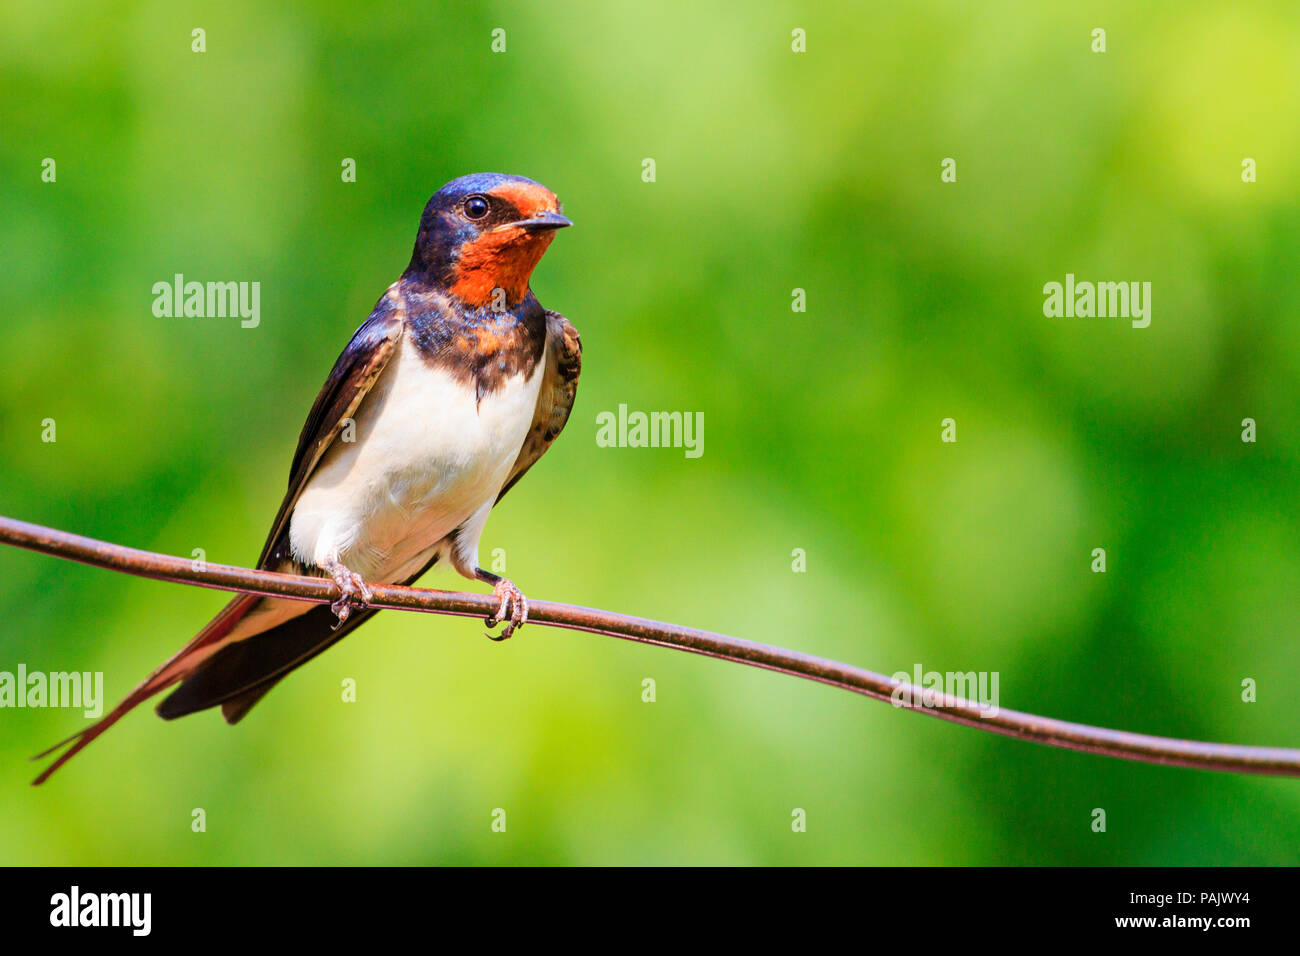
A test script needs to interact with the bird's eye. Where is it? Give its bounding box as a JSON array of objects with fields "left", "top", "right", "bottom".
[{"left": 463, "top": 196, "right": 490, "bottom": 220}]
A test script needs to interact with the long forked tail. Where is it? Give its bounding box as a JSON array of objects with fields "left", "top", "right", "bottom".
[{"left": 30, "top": 593, "right": 261, "bottom": 785}]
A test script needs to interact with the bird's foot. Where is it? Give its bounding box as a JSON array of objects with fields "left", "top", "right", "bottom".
[
  {"left": 322, "top": 557, "right": 373, "bottom": 626},
  {"left": 484, "top": 577, "right": 528, "bottom": 642}
]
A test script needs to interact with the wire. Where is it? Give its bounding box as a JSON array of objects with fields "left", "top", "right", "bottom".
[{"left": 2, "top": 513, "right": 1297, "bottom": 776}]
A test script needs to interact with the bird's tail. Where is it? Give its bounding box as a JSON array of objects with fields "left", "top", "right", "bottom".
[{"left": 30, "top": 593, "right": 262, "bottom": 785}]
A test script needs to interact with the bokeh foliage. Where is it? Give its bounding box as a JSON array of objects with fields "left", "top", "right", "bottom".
[{"left": 1, "top": 1, "right": 1298, "bottom": 864}]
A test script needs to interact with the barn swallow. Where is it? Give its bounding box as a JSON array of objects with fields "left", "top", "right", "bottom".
[{"left": 33, "top": 172, "right": 580, "bottom": 784}]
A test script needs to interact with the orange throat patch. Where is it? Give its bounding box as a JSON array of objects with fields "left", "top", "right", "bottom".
[{"left": 449, "top": 228, "right": 555, "bottom": 307}]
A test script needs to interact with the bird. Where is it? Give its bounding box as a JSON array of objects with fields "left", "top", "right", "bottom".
[{"left": 32, "top": 172, "right": 580, "bottom": 785}]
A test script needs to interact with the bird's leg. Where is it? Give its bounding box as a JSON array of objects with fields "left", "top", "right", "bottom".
[
  {"left": 320, "top": 555, "right": 373, "bottom": 626},
  {"left": 475, "top": 568, "right": 528, "bottom": 641}
]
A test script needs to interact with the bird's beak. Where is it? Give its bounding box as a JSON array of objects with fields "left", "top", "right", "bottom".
[{"left": 505, "top": 211, "right": 573, "bottom": 232}]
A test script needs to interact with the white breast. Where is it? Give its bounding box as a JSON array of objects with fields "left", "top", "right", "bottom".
[{"left": 288, "top": 332, "right": 545, "bottom": 581}]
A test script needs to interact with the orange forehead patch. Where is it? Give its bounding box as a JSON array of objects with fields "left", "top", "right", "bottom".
[{"left": 489, "top": 181, "right": 558, "bottom": 219}]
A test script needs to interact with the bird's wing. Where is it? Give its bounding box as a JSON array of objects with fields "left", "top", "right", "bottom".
[
  {"left": 256, "top": 296, "right": 405, "bottom": 569},
  {"left": 496, "top": 309, "right": 581, "bottom": 504}
]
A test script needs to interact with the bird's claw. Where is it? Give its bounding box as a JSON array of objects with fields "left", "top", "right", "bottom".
[
  {"left": 324, "top": 559, "right": 372, "bottom": 627},
  {"left": 484, "top": 578, "right": 528, "bottom": 642}
]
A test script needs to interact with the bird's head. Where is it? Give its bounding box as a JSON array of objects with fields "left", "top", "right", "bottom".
[{"left": 407, "top": 172, "right": 571, "bottom": 309}]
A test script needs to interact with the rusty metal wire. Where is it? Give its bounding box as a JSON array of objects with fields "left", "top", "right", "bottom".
[{"left": 2, "top": 512, "right": 1298, "bottom": 776}]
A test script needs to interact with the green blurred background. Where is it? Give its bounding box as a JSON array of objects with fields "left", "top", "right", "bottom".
[{"left": 2, "top": 1, "right": 1298, "bottom": 865}]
